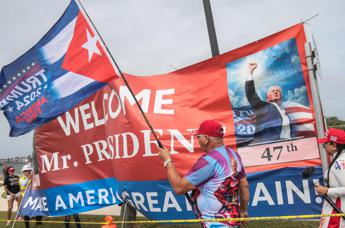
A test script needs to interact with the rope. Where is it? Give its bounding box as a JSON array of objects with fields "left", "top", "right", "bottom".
[{"left": 1, "top": 213, "right": 344, "bottom": 225}]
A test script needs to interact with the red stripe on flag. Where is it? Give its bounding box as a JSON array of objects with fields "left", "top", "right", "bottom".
[
  {"left": 290, "top": 118, "right": 314, "bottom": 124},
  {"left": 293, "top": 131, "right": 316, "bottom": 138},
  {"left": 285, "top": 106, "right": 312, "bottom": 114}
]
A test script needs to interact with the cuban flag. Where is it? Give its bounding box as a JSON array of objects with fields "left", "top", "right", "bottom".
[{"left": 0, "top": 0, "right": 118, "bottom": 136}]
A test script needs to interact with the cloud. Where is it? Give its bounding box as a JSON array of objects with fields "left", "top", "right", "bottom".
[
  {"left": 291, "top": 54, "right": 299, "bottom": 64},
  {"left": 285, "top": 85, "right": 308, "bottom": 106}
]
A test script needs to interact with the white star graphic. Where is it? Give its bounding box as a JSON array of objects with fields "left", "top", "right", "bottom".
[
  {"left": 7, "top": 106, "right": 13, "bottom": 113},
  {"left": 81, "top": 29, "right": 101, "bottom": 62}
]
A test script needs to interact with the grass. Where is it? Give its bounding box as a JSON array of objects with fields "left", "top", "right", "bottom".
[{"left": 0, "top": 212, "right": 320, "bottom": 227}]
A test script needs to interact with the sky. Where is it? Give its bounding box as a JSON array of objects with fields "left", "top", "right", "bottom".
[{"left": 0, "top": 0, "right": 344, "bottom": 158}]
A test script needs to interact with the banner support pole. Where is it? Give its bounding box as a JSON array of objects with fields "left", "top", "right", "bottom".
[{"left": 305, "top": 42, "right": 328, "bottom": 172}]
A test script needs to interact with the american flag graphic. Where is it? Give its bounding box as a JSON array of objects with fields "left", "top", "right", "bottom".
[
  {"left": 233, "top": 102, "right": 315, "bottom": 146},
  {"left": 283, "top": 101, "right": 315, "bottom": 138}
]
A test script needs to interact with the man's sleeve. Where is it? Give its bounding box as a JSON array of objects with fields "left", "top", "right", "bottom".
[
  {"left": 245, "top": 80, "right": 265, "bottom": 109},
  {"left": 185, "top": 157, "right": 214, "bottom": 187}
]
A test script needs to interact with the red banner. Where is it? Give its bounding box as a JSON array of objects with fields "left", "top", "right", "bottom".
[{"left": 26, "top": 23, "right": 322, "bottom": 218}]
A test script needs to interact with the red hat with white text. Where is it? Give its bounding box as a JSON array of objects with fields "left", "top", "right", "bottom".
[{"left": 318, "top": 128, "right": 345, "bottom": 144}]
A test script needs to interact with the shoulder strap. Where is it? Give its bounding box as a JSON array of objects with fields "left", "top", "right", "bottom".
[{"left": 326, "top": 151, "right": 342, "bottom": 187}]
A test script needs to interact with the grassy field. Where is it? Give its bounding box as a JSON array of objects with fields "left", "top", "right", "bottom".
[{"left": 0, "top": 212, "right": 320, "bottom": 227}]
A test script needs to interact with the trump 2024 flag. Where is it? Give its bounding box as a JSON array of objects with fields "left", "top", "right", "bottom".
[{"left": 0, "top": 0, "right": 118, "bottom": 137}]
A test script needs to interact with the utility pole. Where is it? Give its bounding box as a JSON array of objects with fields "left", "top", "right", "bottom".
[{"left": 202, "top": 0, "right": 220, "bottom": 57}]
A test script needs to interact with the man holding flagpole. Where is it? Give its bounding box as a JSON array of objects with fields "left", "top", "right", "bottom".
[{"left": 159, "top": 120, "right": 249, "bottom": 228}]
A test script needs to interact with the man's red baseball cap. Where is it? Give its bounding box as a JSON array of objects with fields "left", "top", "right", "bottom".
[
  {"left": 193, "top": 120, "right": 224, "bottom": 137},
  {"left": 318, "top": 128, "right": 345, "bottom": 144},
  {"left": 8, "top": 167, "right": 15, "bottom": 173}
]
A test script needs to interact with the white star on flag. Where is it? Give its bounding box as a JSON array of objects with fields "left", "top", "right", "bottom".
[
  {"left": 7, "top": 106, "right": 14, "bottom": 113},
  {"left": 82, "top": 29, "right": 101, "bottom": 62}
]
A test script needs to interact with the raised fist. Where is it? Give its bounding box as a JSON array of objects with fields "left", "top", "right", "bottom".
[{"left": 248, "top": 62, "right": 258, "bottom": 74}]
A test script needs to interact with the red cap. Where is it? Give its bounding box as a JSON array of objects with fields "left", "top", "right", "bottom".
[
  {"left": 8, "top": 167, "right": 15, "bottom": 173},
  {"left": 193, "top": 120, "right": 224, "bottom": 137},
  {"left": 318, "top": 128, "right": 345, "bottom": 144}
]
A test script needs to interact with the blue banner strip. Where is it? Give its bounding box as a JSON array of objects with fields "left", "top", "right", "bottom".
[{"left": 20, "top": 167, "right": 323, "bottom": 219}]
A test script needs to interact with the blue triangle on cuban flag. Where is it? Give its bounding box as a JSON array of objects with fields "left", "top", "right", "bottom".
[{"left": 0, "top": 0, "right": 118, "bottom": 137}]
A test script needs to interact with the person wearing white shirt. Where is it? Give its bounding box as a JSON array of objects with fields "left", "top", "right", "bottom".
[{"left": 316, "top": 128, "right": 345, "bottom": 228}]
